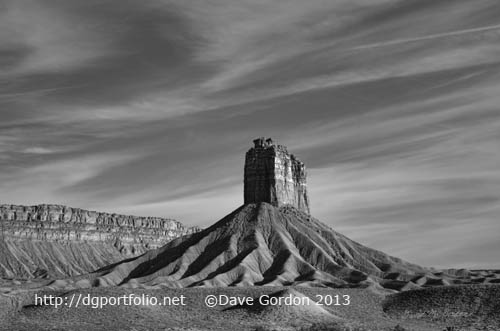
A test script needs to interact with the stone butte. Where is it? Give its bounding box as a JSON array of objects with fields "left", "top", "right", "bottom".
[{"left": 244, "top": 137, "right": 310, "bottom": 214}]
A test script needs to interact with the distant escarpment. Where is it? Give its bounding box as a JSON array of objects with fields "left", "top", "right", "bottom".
[{"left": 0, "top": 204, "right": 199, "bottom": 278}]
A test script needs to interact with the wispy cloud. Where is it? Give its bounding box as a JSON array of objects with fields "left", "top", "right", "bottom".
[
  {"left": 21, "top": 147, "right": 55, "bottom": 154},
  {"left": 0, "top": 1, "right": 113, "bottom": 76}
]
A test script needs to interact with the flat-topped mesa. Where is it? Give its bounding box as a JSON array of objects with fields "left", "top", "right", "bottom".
[
  {"left": 244, "top": 137, "right": 310, "bottom": 214},
  {"left": 0, "top": 204, "right": 200, "bottom": 278}
]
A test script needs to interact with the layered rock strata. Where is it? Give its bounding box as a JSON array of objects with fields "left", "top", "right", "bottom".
[
  {"left": 244, "top": 137, "right": 310, "bottom": 214},
  {"left": 0, "top": 204, "right": 199, "bottom": 278}
]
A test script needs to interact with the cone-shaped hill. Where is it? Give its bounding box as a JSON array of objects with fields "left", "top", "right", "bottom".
[{"left": 77, "top": 203, "right": 426, "bottom": 288}]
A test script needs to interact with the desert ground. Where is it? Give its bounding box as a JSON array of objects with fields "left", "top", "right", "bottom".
[{"left": 1, "top": 279, "right": 500, "bottom": 331}]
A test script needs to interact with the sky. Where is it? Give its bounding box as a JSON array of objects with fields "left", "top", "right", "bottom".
[{"left": 1, "top": 0, "right": 500, "bottom": 269}]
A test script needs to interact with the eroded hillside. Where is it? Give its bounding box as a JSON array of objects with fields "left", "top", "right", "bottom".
[{"left": 0, "top": 204, "right": 199, "bottom": 278}]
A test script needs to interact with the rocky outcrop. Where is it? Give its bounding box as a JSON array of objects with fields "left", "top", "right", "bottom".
[
  {"left": 244, "top": 137, "right": 310, "bottom": 214},
  {"left": 0, "top": 204, "right": 199, "bottom": 278}
]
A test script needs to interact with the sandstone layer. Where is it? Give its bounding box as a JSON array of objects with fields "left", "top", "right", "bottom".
[
  {"left": 244, "top": 137, "right": 310, "bottom": 214},
  {"left": 0, "top": 204, "right": 199, "bottom": 278}
]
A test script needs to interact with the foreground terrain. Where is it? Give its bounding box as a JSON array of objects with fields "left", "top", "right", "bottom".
[{"left": 1, "top": 284, "right": 499, "bottom": 330}]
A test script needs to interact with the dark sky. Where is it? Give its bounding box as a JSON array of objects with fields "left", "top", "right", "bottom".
[{"left": 1, "top": 0, "right": 500, "bottom": 269}]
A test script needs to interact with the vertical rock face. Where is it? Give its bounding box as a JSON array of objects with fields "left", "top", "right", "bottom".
[{"left": 244, "top": 137, "right": 310, "bottom": 214}]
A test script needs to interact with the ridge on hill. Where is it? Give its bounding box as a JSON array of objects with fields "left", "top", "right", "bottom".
[
  {"left": 74, "top": 202, "right": 427, "bottom": 288},
  {"left": 0, "top": 204, "right": 199, "bottom": 278}
]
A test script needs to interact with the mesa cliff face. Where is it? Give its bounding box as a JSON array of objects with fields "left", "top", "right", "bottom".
[
  {"left": 244, "top": 137, "right": 310, "bottom": 214},
  {"left": 0, "top": 204, "right": 199, "bottom": 278}
]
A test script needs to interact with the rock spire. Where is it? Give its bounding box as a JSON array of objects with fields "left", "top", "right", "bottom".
[{"left": 244, "top": 137, "right": 310, "bottom": 214}]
